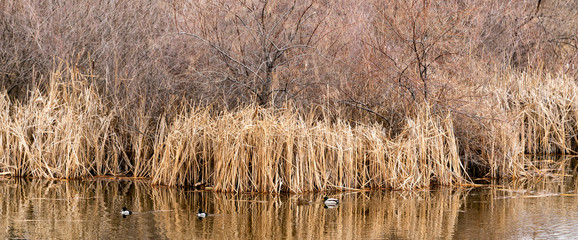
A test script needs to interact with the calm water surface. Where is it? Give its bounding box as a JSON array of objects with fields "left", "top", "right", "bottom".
[{"left": 0, "top": 174, "right": 576, "bottom": 239}]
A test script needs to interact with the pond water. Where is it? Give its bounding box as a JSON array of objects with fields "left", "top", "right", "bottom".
[{"left": 0, "top": 165, "right": 577, "bottom": 239}]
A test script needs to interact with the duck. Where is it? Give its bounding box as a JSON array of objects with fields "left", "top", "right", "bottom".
[
  {"left": 323, "top": 196, "right": 339, "bottom": 206},
  {"left": 194, "top": 182, "right": 206, "bottom": 190},
  {"left": 197, "top": 209, "right": 207, "bottom": 219},
  {"left": 120, "top": 207, "right": 132, "bottom": 218}
]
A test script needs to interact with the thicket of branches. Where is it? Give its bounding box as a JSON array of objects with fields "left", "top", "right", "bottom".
[
  {"left": 1, "top": 0, "right": 576, "bottom": 126},
  {"left": 2, "top": 0, "right": 576, "bottom": 107}
]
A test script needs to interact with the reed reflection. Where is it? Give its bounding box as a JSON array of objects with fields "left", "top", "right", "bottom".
[
  {"left": 0, "top": 173, "right": 575, "bottom": 239},
  {"left": 453, "top": 157, "right": 578, "bottom": 239},
  {"left": 0, "top": 179, "right": 467, "bottom": 239}
]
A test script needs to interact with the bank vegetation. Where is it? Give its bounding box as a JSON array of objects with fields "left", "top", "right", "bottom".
[{"left": 0, "top": 0, "right": 577, "bottom": 192}]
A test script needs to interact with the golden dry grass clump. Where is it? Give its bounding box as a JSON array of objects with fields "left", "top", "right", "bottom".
[
  {"left": 469, "top": 72, "right": 578, "bottom": 178},
  {"left": 505, "top": 73, "right": 578, "bottom": 155},
  {"left": 152, "top": 103, "right": 466, "bottom": 192},
  {"left": 3, "top": 65, "right": 578, "bottom": 192},
  {"left": 0, "top": 65, "right": 117, "bottom": 178}
]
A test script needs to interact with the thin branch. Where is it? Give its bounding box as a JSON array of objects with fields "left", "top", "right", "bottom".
[
  {"left": 340, "top": 99, "right": 392, "bottom": 127},
  {"left": 178, "top": 31, "right": 264, "bottom": 83}
]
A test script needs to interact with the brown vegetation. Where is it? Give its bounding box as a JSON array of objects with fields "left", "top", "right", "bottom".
[{"left": 0, "top": 0, "right": 577, "bottom": 192}]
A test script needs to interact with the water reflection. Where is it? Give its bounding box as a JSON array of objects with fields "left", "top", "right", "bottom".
[{"left": 0, "top": 176, "right": 576, "bottom": 239}]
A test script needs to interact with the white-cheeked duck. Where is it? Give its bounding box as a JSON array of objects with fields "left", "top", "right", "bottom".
[{"left": 323, "top": 197, "right": 339, "bottom": 206}]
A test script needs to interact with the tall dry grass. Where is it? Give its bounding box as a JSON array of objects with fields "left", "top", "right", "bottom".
[
  {"left": 462, "top": 72, "right": 578, "bottom": 178},
  {"left": 504, "top": 73, "right": 578, "bottom": 155},
  {"left": 0, "top": 63, "right": 157, "bottom": 179},
  {"left": 151, "top": 103, "right": 465, "bottom": 191},
  {"left": 2, "top": 63, "right": 578, "bottom": 191},
  {"left": 1, "top": 65, "right": 108, "bottom": 178},
  {"left": 0, "top": 63, "right": 467, "bottom": 192}
]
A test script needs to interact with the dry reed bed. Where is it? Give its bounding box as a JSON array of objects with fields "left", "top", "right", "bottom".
[
  {"left": 475, "top": 73, "right": 578, "bottom": 178},
  {"left": 505, "top": 73, "right": 578, "bottom": 155},
  {"left": 451, "top": 72, "right": 578, "bottom": 179},
  {"left": 152, "top": 104, "right": 466, "bottom": 192},
  {"left": 0, "top": 65, "right": 159, "bottom": 179},
  {"left": 0, "top": 66, "right": 117, "bottom": 178},
  {"left": 0, "top": 67, "right": 466, "bottom": 192},
  {"left": 1, "top": 66, "right": 577, "bottom": 192}
]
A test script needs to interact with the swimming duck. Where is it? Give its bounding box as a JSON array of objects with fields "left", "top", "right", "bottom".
[
  {"left": 323, "top": 197, "right": 339, "bottom": 206},
  {"left": 120, "top": 207, "right": 132, "bottom": 218},
  {"left": 197, "top": 209, "right": 207, "bottom": 219},
  {"left": 194, "top": 182, "right": 206, "bottom": 190}
]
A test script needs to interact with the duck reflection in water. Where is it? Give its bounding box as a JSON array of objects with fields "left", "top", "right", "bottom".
[{"left": 324, "top": 204, "right": 339, "bottom": 209}]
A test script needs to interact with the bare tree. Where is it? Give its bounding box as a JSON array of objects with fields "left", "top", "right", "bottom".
[
  {"left": 173, "top": 0, "right": 328, "bottom": 106},
  {"left": 366, "top": 0, "right": 464, "bottom": 105}
]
